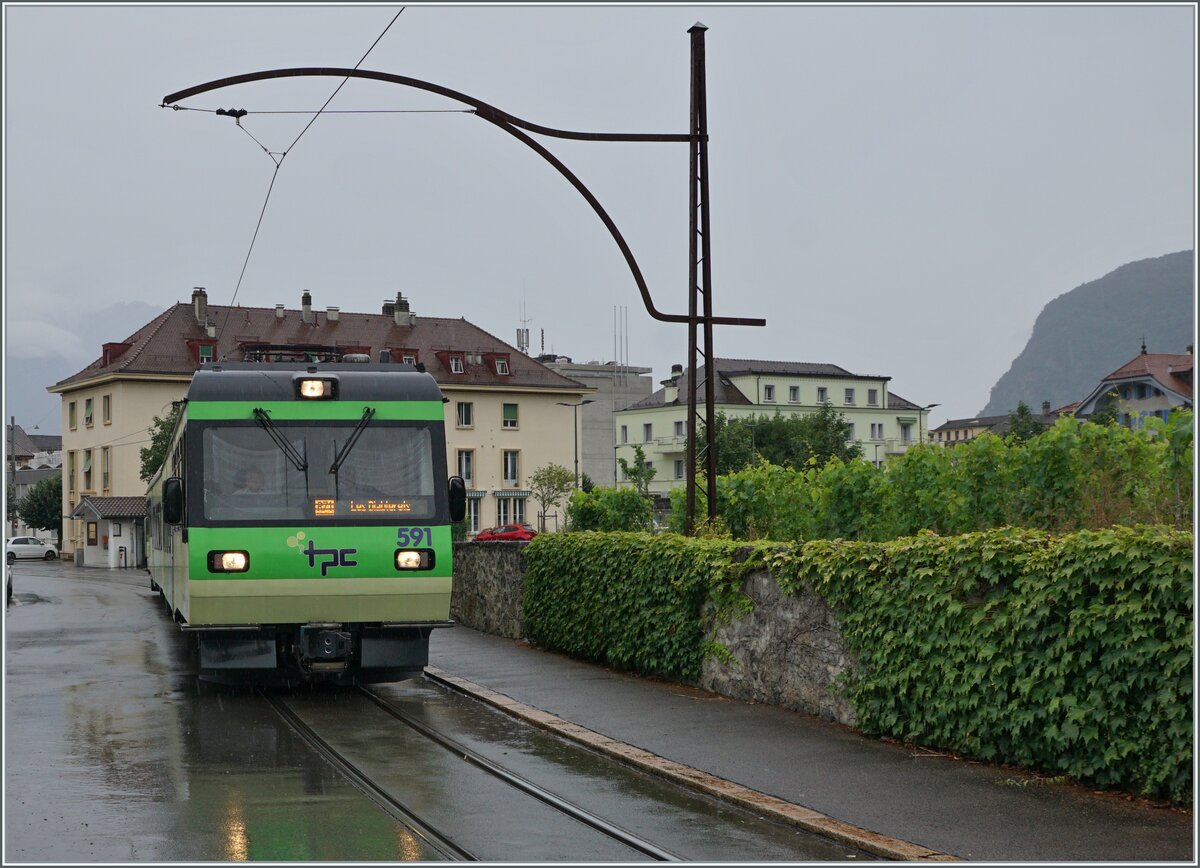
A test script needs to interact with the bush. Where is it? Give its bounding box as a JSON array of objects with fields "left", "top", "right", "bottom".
[
  {"left": 567, "top": 486, "right": 654, "bottom": 532},
  {"left": 523, "top": 532, "right": 754, "bottom": 679},
  {"left": 672, "top": 412, "right": 1193, "bottom": 542}
]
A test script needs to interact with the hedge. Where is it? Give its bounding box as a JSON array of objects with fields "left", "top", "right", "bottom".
[{"left": 524, "top": 525, "right": 1193, "bottom": 803}]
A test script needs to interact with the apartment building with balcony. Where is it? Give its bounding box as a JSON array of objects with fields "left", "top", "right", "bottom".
[{"left": 613, "top": 358, "right": 931, "bottom": 495}]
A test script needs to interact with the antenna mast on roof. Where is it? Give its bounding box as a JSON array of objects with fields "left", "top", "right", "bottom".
[{"left": 517, "top": 299, "right": 532, "bottom": 355}]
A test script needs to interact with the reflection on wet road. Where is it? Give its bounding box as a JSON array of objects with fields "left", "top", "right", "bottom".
[{"left": 4, "top": 564, "right": 439, "bottom": 861}]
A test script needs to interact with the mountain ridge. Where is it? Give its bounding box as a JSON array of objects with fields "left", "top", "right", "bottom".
[{"left": 979, "top": 250, "right": 1194, "bottom": 416}]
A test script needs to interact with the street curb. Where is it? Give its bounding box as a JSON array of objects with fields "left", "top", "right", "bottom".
[{"left": 424, "top": 666, "right": 961, "bottom": 862}]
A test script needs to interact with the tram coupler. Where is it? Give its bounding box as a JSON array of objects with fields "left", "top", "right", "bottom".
[{"left": 299, "top": 623, "right": 352, "bottom": 665}]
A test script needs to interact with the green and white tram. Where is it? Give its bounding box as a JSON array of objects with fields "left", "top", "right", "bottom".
[{"left": 147, "top": 362, "right": 466, "bottom": 685}]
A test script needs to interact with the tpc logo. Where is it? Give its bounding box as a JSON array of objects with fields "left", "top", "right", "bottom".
[{"left": 287, "top": 531, "right": 357, "bottom": 577}]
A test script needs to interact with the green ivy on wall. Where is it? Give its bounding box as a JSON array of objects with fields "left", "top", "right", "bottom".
[{"left": 524, "top": 525, "right": 1193, "bottom": 803}]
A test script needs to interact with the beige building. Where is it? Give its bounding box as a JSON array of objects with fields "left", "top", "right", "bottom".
[{"left": 48, "top": 289, "right": 588, "bottom": 559}]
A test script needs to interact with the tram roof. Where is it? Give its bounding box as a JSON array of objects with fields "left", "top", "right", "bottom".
[{"left": 186, "top": 362, "right": 445, "bottom": 403}]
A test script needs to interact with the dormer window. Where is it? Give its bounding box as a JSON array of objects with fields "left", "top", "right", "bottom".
[
  {"left": 450, "top": 356, "right": 465, "bottom": 374},
  {"left": 187, "top": 338, "right": 218, "bottom": 366},
  {"left": 495, "top": 358, "right": 510, "bottom": 375}
]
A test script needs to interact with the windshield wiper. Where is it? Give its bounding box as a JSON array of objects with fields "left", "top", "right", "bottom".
[
  {"left": 252, "top": 408, "right": 308, "bottom": 472},
  {"left": 330, "top": 407, "right": 376, "bottom": 475}
]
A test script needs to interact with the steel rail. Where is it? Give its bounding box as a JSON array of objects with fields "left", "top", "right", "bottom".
[
  {"left": 358, "top": 686, "right": 683, "bottom": 862},
  {"left": 261, "top": 690, "right": 476, "bottom": 861}
]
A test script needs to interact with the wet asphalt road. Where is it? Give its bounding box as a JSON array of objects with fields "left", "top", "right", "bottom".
[
  {"left": 5, "top": 562, "right": 439, "bottom": 861},
  {"left": 4, "top": 563, "right": 868, "bottom": 862}
]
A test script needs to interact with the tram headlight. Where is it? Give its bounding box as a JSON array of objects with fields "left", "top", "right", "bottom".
[
  {"left": 394, "top": 549, "right": 433, "bottom": 570},
  {"left": 297, "top": 378, "right": 336, "bottom": 399},
  {"left": 208, "top": 550, "right": 250, "bottom": 573}
]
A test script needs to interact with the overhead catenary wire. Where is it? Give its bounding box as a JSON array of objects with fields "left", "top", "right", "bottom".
[{"left": 213, "top": 7, "right": 406, "bottom": 345}]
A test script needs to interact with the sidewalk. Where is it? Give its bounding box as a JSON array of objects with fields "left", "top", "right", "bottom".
[{"left": 428, "top": 625, "right": 1192, "bottom": 863}]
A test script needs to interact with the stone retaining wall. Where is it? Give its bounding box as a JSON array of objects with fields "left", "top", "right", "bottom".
[
  {"left": 450, "top": 541, "right": 527, "bottom": 639},
  {"left": 699, "top": 569, "right": 856, "bottom": 726},
  {"left": 452, "top": 543, "right": 855, "bottom": 725}
]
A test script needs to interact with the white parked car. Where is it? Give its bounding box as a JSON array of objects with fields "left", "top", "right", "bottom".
[{"left": 6, "top": 537, "right": 58, "bottom": 564}]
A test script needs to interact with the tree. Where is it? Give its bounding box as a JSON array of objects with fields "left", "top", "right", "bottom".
[
  {"left": 567, "top": 486, "right": 653, "bottom": 531},
  {"left": 618, "top": 443, "right": 657, "bottom": 497},
  {"left": 701, "top": 405, "right": 862, "bottom": 473},
  {"left": 529, "top": 463, "right": 575, "bottom": 530},
  {"left": 701, "top": 412, "right": 757, "bottom": 475},
  {"left": 1007, "top": 401, "right": 1046, "bottom": 444},
  {"left": 580, "top": 472, "right": 595, "bottom": 493},
  {"left": 1087, "top": 391, "right": 1122, "bottom": 427},
  {"left": 16, "top": 473, "right": 63, "bottom": 549},
  {"left": 140, "top": 404, "right": 183, "bottom": 483}
]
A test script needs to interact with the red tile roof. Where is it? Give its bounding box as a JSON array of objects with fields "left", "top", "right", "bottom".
[
  {"left": 51, "top": 299, "right": 585, "bottom": 393},
  {"left": 1102, "top": 351, "right": 1193, "bottom": 400}
]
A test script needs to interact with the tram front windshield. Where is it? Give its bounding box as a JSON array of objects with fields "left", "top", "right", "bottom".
[{"left": 201, "top": 423, "right": 437, "bottom": 521}]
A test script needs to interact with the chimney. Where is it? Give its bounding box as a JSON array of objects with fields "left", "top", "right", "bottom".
[
  {"left": 394, "top": 292, "right": 414, "bottom": 327},
  {"left": 191, "top": 287, "right": 207, "bottom": 325},
  {"left": 662, "top": 363, "right": 684, "bottom": 403},
  {"left": 327, "top": 306, "right": 340, "bottom": 322},
  {"left": 301, "top": 291, "right": 313, "bottom": 324},
  {"left": 275, "top": 304, "right": 285, "bottom": 320},
  {"left": 206, "top": 324, "right": 217, "bottom": 339},
  {"left": 1042, "top": 400, "right": 1051, "bottom": 418},
  {"left": 382, "top": 299, "right": 395, "bottom": 317}
]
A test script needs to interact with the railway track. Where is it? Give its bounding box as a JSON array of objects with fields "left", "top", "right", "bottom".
[
  {"left": 357, "top": 685, "right": 682, "bottom": 861},
  {"left": 261, "top": 690, "right": 475, "bottom": 860},
  {"left": 261, "top": 686, "right": 684, "bottom": 861}
]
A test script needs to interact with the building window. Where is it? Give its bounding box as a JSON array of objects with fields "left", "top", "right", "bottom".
[
  {"left": 457, "top": 450, "right": 474, "bottom": 486},
  {"left": 102, "top": 447, "right": 111, "bottom": 492},
  {"left": 620, "top": 425, "right": 628, "bottom": 444},
  {"left": 495, "top": 358, "right": 510, "bottom": 375},
  {"left": 674, "top": 459, "right": 684, "bottom": 479},
  {"left": 450, "top": 356, "right": 465, "bottom": 374},
  {"left": 497, "top": 496, "right": 527, "bottom": 526},
  {"left": 68, "top": 452, "right": 77, "bottom": 493},
  {"left": 199, "top": 345, "right": 214, "bottom": 363},
  {"left": 643, "top": 459, "right": 654, "bottom": 475},
  {"left": 69, "top": 402, "right": 77, "bottom": 430},
  {"left": 502, "top": 451, "right": 519, "bottom": 487},
  {"left": 456, "top": 402, "right": 473, "bottom": 428},
  {"left": 846, "top": 423, "right": 855, "bottom": 440},
  {"left": 817, "top": 387, "right": 828, "bottom": 404},
  {"left": 82, "top": 449, "right": 93, "bottom": 491},
  {"left": 102, "top": 394, "right": 112, "bottom": 424},
  {"left": 402, "top": 353, "right": 416, "bottom": 364},
  {"left": 643, "top": 423, "right": 653, "bottom": 442},
  {"left": 870, "top": 423, "right": 883, "bottom": 440},
  {"left": 84, "top": 398, "right": 94, "bottom": 427},
  {"left": 901, "top": 423, "right": 913, "bottom": 443},
  {"left": 502, "top": 403, "right": 519, "bottom": 429},
  {"left": 844, "top": 388, "right": 855, "bottom": 405},
  {"left": 466, "top": 498, "right": 480, "bottom": 534},
  {"left": 789, "top": 386, "right": 799, "bottom": 403},
  {"left": 674, "top": 420, "right": 685, "bottom": 437},
  {"left": 868, "top": 389, "right": 878, "bottom": 406},
  {"left": 763, "top": 384, "right": 775, "bottom": 402}
]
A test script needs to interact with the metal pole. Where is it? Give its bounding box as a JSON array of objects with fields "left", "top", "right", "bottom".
[
  {"left": 573, "top": 404, "right": 580, "bottom": 489},
  {"left": 8, "top": 416, "right": 15, "bottom": 535}
]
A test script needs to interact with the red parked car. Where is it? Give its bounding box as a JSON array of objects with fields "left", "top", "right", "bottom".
[{"left": 474, "top": 524, "right": 538, "bottom": 542}]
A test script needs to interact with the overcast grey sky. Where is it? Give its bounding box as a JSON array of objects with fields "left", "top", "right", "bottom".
[{"left": 3, "top": 3, "right": 1196, "bottom": 434}]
